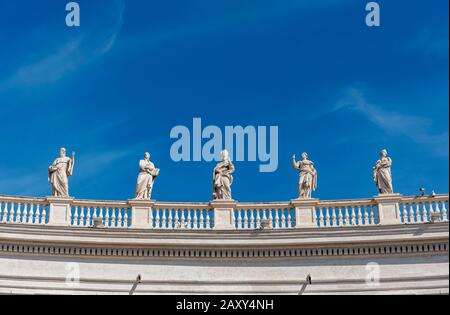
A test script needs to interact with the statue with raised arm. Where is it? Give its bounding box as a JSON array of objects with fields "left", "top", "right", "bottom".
[
  {"left": 48, "top": 148, "right": 75, "bottom": 197},
  {"left": 213, "top": 150, "right": 235, "bottom": 200},
  {"left": 292, "top": 152, "right": 317, "bottom": 199},
  {"left": 135, "top": 152, "right": 160, "bottom": 200},
  {"left": 373, "top": 149, "right": 394, "bottom": 194}
]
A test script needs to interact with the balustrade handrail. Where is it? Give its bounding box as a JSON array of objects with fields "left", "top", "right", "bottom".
[
  {"left": 317, "top": 198, "right": 377, "bottom": 207},
  {"left": 0, "top": 194, "right": 448, "bottom": 208},
  {"left": 399, "top": 194, "right": 449, "bottom": 203},
  {"left": 0, "top": 195, "right": 48, "bottom": 204},
  {"left": 154, "top": 202, "right": 212, "bottom": 210}
]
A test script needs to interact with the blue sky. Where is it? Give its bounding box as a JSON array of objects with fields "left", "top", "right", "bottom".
[{"left": 0, "top": 0, "right": 448, "bottom": 202}]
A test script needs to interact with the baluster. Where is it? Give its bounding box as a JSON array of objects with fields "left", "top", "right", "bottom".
[
  {"left": 198, "top": 210, "right": 204, "bottom": 229},
  {"left": 92, "top": 207, "right": 98, "bottom": 225},
  {"left": 401, "top": 203, "right": 408, "bottom": 224},
  {"left": 71, "top": 206, "right": 77, "bottom": 226},
  {"left": 154, "top": 209, "right": 161, "bottom": 229},
  {"left": 280, "top": 210, "right": 286, "bottom": 229},
  {"left": 291, "top": 208, "right": 296, "bottom": 227},
  {"left": 324, "top": 208, "right": 330, "bottom": 226},
  {"left": 417, "top": 202, "right": 425, "bottom": 223},
  {"left": 75, "top": 206, "right": 82, "bottom": 226},
  {"left": 103, "top": 207, "right": 109, "bottom": 227},
  {"left": 347, "top": 206, "right": 354, "bottom": 225},
  {"left": 33, "top": 204, "right": 45, "bottom": 224},
  {"left": 267, "top": 209, "right": 273, "bottom": 229},
  {"left": 0, "top": 202, "right": 5, "bottom": 223},
  {"left": 235, "top": 210, "right": 242, "bottom": 229},
  {"left": 337, "top": 207, "right": 344, "bottom": 226},
  {"left": 124, "top": 209, "right": 129, "bottom": 227},
  {"left": 286, "top": 209, "right": 292, "bottom": 228},
  {"left": 179, "top": 209, "right": 186, "bottom": 229},
  {"left": 343, "top": 207, "right": 350, "bottom": 226},
  {"left": 110, "top": 208, "right": 117, "bottom": 228},
  {"left": 4, "top": 202, "right": 10, "bottom": 223},
  {"left": 99, "top": 207, "right": 105, "bottom": 226},
  {"left": 415, "top": 203, "right": 421, "bottom": 223},
  {"left": 189, "top": 209, "right": 194, "bottom": 229},
  {"left": 273, "top": 209, "right": 279, "bottom": 229},
  {"left": 413, "top": 203, "right": 419, "bottom": 223},
  {"left": 318, "top": 208, "right": 325, "bottom": 227},
  {"left": 247, "top": 210, "right": 253, "bottom": 229},
  {"left": 418, "top": 203, "right": 424, "bottom": 223},
  {"left": 160, "top": 209, "right": 166, "bottom": 229},
  {"left": 84, "top": 207, "right": 91, "bottom": 226},
  {"left": 251, "top": 209, "right": 256, "bottom": 229},
  {"left": 442, "top": 201, "right": 448, "bottom": 221},
  {"left": 15, "top": 203, "right": 22, "bottom": 223},
  {"left": 355, "top": 206, "right": 362, "bottom": 226},
  {"left": 24, "top": 203, "right": 31, "bottom": 224},
  {"left": 330, "top": 208, "right": 336, "bottom": 226},
  {"left": 31, "top": 204, "right": 37, "bottom": 225},
  {"left": 256, "top": 209, "right": 262, "bottom": 229},
  {"left": 241, "top": 210, "right": 247, "bottom": 229},
  {"left": 431, "top": 202, "right": 438, "bottom": 222},
  {"left": 42, "top": 204, "right": 48, "bottom": 225},
  {"left": 205, "top": 210, "right": 211, "bottom": 229},
  {"left": 323, "top": 208, "right": 329, "bottom": 226},
  {"left": 363, "top": 205, "right": 369, "bottom": 225},
  {"left": 193, "top": 210, "right": 200, "bottom": 230},
  {"left": 371, "top": 205, "right": 377, "bottom": 225},
  {"left": 168, "top": 209, "right": 173, "bottom": 229}
]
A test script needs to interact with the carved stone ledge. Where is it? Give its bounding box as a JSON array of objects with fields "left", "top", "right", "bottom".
[{"left": 0, "top": 241, "right": 447, "bottom": 260}]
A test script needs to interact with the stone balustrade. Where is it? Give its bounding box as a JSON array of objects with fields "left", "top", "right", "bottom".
[
  {"left": 0, "top": 194, "right": 448, "bottom": 230},
  {"left": 0, "top": 196, "right": 49, "bottom": 225}
]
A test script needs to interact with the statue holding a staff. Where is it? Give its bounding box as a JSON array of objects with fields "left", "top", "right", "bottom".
[{"left": 292, "top": 152, "right": 317, "bottom": 199}]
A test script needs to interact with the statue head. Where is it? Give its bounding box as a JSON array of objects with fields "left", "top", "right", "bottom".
[
  {"left": 301, "top": 152, "right": 308, "bottom": 160},
  {"left": 220, "top": 150, "right": 230, "bottom": 161},
  {"left": 60, "top": 147, "right": 66, "bottom": 158},
  {"left": 144, "top": 152, "right": 150, "bottom": 160},
  {"left": 380, "top": 149, "right": 388, "bottom": 158}
]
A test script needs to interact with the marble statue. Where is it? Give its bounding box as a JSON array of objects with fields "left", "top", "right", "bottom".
[
  {"left": 48, "top": 148, "right": 75, "bottom": 197},
  {"left": 135, "top": 152, "right": 160, "bottom": 200},
  {"left": 373, "top": 149, "right": 393, "bottom": 194},
  {"left": 292, "top": 152, "right": 317, "bottom": 199},
  {"left": 213, "top": 150, "right": 235, "bottom": 200}
]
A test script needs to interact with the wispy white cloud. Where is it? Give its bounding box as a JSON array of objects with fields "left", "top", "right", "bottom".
[
  {"left": 335, "top": 87, "right": 449, "bottom": 157},
  {"left": 0, "top": 0, "right": 125, "bottom": 90}
]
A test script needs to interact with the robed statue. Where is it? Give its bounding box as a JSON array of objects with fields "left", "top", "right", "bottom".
[
  {"left": 135, "top": 152, "right": 160, "bottom": 200},
  {"left": 213, "top": 150, "right": 235, "bottom": 200},
  {"left": 48, "top": 148, "right": 75, "bottom": 197},
  {"left": 373, "top": 149, "right": 394, "bottom": 194},
  {"left": 292, "top": 152, "right": 317, "bottom": 199}
]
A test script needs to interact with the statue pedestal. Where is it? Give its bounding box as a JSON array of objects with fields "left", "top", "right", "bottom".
[
  {"left": 128, "top": 199, "right": 155, "bottom": 229},
  {"left": 291, "top": 198, "right": 319, "bottom": 229},
  {"left": 374, "top": 193, "right": 403, "bottom": 225},
  {"left": 211, "top": 200, "right": 237, "bottom": 230},
  {"left": 47, "top": 197, "right": 74, "bottom": 227}
]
